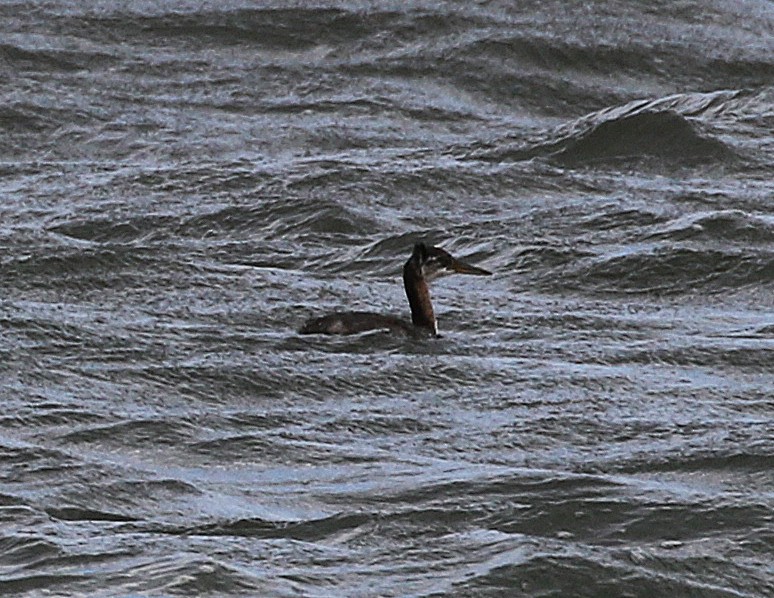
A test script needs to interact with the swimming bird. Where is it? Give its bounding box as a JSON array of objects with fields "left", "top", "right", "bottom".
[{"left": 299, "top": 242, "right": 491, "bottom": 336}]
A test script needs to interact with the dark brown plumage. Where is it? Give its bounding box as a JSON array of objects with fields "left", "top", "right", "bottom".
[{"left": 300, "top": 243, "right": 491, "bottom": 336}]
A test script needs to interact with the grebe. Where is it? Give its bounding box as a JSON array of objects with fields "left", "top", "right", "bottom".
[{"left": 299, "top": 242, "right": 491, "bottom": 336}]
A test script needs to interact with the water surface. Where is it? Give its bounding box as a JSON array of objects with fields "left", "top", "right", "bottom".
[{"left": 1, "top": 1, "right": 773, "bottom": 596}]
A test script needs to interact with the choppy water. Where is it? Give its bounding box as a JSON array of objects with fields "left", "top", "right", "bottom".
[{"left": 2, "top": 1, "right": 773, "bottom": 596}]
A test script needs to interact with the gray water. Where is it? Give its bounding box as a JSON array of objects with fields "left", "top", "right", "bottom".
[{"left": 1, "top": 1, "right": 773, "bottom": 596}]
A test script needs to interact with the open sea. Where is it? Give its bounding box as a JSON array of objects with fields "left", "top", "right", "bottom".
[{"left": 1, "top": 1, "right": 773, "bottom": 596}]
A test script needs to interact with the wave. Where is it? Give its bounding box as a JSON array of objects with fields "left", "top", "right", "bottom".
[
  {"left": 114, "top": 7, "right": 403, "bottom": 49},
  {"left": 0, "top": 42, "right": 114, "bottom": 73},
  {"left": 468, "top": 90, "right": 753, "bottom": 167},
  {"left": 121, "top": 556, "right": 267, "bottom": 595},
  {"left": 56, "top": 418, "right": 197, "bottom": 447},
  {"left": 556, "top": 245, "right": 773, "bottom": 295},
  {"left": 531, "top": 204, "right": 774, "bottom": 296},
  {"left": 3, "top": 247, "right": 160, "bottom": 288},
  {"left": 0, "top": 105, "right": 60, "bottom": 134},
  {"left": 551, "top": 110, "right": 734, "bottom": 167},
  {"left": 644, "top": 210, "right": 774, "bottom": 244}
]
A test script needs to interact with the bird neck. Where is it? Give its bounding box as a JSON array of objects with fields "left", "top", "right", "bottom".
[{"left": 403, "top": 263, "right": 437, "bottom": 334}]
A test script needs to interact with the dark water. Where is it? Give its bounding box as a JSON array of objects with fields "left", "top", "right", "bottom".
[{"left": 2, "top": 1, "right": 773, "bottom": 596}]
